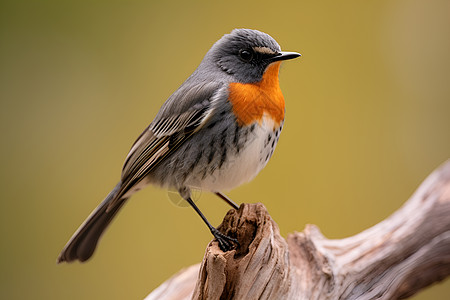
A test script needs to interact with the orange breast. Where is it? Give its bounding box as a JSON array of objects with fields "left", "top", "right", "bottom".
[{"left": 228, "top": 62, "right": 285, "bottom": 127}]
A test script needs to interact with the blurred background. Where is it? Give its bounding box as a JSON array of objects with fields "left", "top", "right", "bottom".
[{"left": 1, "top": 0, "right": 449, "bottom": 299}]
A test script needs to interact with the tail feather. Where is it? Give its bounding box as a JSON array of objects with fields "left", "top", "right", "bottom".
[{"left": 57, "top": 182, "right": 127, "bottom": 263}]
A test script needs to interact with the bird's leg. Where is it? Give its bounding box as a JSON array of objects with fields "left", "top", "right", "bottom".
[
  {"left": 215, "top": 192, "right": 239, "bottom": 210},
  {"left": 184, "top": 196, "right": 238, "bottom": 251}
]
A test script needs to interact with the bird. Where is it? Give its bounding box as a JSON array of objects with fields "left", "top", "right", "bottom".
[{"left": 57, "top": 28, "right": 300, "bottom": 263}]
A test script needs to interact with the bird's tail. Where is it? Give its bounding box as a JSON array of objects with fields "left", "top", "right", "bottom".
[{"left": 57, "top": 182, "right": 127, "bottom": 263}]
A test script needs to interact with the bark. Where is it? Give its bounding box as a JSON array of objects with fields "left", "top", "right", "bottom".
[{"left": 146, "top": 160, "right": 450, "bottom": 300}]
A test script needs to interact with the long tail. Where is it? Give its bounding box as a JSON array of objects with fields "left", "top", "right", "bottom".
[{"left": 57, "top": 182, "right": 128, "bottom": 263}]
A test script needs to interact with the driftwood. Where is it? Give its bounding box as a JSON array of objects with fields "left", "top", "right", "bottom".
[{"left": 146, "top": 160, "right": 450, "bottom": 300}]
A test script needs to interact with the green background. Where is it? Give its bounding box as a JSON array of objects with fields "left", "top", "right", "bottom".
[{"left": 1, "top": 0, "right": 449, "bottom": 299}]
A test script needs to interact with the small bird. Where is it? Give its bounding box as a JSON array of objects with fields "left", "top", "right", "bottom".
[{"left": 57, "top": 29, "right": 300, "bottom": 263}]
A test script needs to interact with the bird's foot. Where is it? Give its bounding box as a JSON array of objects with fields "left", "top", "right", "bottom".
[{"left": 210, "top": 227, "right": 239, "bottom": 251}]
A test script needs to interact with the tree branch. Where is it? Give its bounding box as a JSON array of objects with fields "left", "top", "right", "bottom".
[{"left": 146, "top": 160, "right": 450, "bottom": 300}]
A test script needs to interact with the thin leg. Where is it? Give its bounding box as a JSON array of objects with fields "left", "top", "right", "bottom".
[
  {"left": 215, "top": 192, "right": 239, "bottom": 210},
  {"left": 184, "top": 196, "right": 238, "bottom": 251}
]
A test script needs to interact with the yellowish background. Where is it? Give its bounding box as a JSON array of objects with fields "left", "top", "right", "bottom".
[{"left": 1, "top": 0, "right": 449, "bottom": 299}]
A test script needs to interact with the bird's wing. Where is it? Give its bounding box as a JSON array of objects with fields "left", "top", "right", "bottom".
[{"left": 109, "top": 81, "right": 224, "bottom": 208}]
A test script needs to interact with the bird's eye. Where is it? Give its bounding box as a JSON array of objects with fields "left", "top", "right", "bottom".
[{"left": 239, "top": 49, "right": 253, "bottom": 62}]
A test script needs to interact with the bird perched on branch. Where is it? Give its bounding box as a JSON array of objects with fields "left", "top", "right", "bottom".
[{"left": 58, "top": 28, "right": 300, "bottom": 263}]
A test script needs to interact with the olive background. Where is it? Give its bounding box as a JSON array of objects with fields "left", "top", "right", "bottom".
[{"left": 1, "top": 0, "right": 449, "bottom": 299}]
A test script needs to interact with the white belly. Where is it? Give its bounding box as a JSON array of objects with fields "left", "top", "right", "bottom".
[{"left": 190, "top": 115, "right": 282, "bottom": 192}]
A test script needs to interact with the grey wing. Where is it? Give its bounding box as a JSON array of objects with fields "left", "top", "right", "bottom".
[{"left": 109, "top": 81, "right": 224, "bottom": 208}]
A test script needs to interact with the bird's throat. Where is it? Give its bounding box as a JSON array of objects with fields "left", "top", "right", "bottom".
[{"left": 228, "top": 62, "right": 285, "bottom": 127}]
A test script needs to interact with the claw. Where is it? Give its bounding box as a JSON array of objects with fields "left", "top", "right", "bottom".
[{"left": 211, "top": 227, "right": 239, "bottom": 251}]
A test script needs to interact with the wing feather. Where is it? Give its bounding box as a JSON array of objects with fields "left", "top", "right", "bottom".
[{"left": 108, "top": 82, "right": 224, "bottom": 209}]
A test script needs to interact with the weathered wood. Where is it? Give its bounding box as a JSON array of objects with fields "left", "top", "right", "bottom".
[{"left": 146, "top": 160, "right": 450, "bottom": 300}]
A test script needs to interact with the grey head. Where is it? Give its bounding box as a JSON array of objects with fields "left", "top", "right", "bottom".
[{"left": 199, "top": 28, "right": 300, "bottom": 83}]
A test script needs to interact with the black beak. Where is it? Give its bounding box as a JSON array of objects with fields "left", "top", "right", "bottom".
[{"left": 268, "top": 51, "right": 301, "bottom": 63}]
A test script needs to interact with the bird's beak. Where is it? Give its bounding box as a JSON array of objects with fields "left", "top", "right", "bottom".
[{"left": 269, "top": 51, "right": 301, "bottom": 63}]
